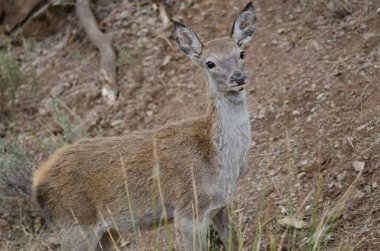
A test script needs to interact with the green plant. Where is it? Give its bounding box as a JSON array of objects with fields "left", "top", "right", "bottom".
[
  {"left": 115, "top": 41, "right": 144, "bottom": 70},
  {"left": 33, "top": 100, "right": 87, "bottom": 154},
  {"left": 0, "top": 50, "right": 23, "bottom": 110},
  {"left": 0, "top": 137, "right": 35, "bottom": 197},
  {"left": 22, "top": 38, "right": 39, "bottom": 94},
  {"left": 72, "top": 51, "right": 85, "bottom": 61},
  {"left": 207, "top": 226, "right": 224, "bottom": 251},
  {"left": 0, "top": 101, "right": 87, "bottom": 198}
]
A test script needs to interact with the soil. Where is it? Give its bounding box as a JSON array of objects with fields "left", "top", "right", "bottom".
[{"left": 0, "top": 0, "right": 379, "bottom": 250}]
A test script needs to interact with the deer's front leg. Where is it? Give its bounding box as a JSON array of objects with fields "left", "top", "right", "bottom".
[
  {"left": 175, "top": 212, "right": 208, "bottom": 251},
  {"left": 211, "top": 207, "right": 239, "bottom": 251}
]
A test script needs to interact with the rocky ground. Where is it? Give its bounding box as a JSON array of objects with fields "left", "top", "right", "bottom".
[{"left": 0, "top": 0, "right": 379, "bottom": 250}]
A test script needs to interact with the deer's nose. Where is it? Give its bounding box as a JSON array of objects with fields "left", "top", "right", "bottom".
[{"left": 230, "top": 71, "right": 246, "bottom": 86}]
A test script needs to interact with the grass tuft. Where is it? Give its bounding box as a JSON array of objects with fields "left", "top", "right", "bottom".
[
  {"left": 0, "top": 137, "right": 35, "bottom": 197},
  {"left": 0, "top": 50, "right": 23, "bottom": 110}
]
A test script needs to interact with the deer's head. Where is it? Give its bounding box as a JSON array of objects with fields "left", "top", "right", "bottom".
[{"left": 173, "top": 2, "right": 256, "bottom": 97}]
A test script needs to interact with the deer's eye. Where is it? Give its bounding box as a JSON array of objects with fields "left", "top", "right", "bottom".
[
  {"left": 240, "top": 51, "right": 245, "bottom": 59},
  {"left": 206, "top": 61, "right": 215, "bottom": 69}
]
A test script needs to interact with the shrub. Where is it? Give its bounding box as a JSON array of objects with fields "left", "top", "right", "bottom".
[{"left": 0, "top": 50, "right": 23, "bottom": 110}]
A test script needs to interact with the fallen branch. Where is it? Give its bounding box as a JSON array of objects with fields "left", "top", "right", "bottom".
[{"left": 75, "top": 0, "right": 117, "bottom": 103}]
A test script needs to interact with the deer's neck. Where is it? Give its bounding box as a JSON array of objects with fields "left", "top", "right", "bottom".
[{"left": 207, "top": 79, "right": 251, "bottom": 179}]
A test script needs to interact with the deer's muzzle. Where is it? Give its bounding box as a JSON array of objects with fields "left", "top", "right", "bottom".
[{"left": 230, "top": 71, "right": 246, "bottom": 86}]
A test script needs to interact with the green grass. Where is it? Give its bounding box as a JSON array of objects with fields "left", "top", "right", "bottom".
[
  {"left": 0, "top": 50, "right": 23, "bottom": 110},
  {"left": 115, "top": 41, "right": 144, "bottom": 70},
  {"left": 22, "top": 38, "right": 39, "bottom": 94},
  {"left": 0, "top": 137, "right": 35, "bottom": 197}
]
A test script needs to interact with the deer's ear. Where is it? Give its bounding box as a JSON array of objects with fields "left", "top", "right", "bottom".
[
  {"left": 173, "top": 21, "right": 203, "bottom": 59},
  {"left": 231, "top": 2, "right": 257, "bottom": 47}
]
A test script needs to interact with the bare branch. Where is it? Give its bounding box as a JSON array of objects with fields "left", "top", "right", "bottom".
[{"left": 75, "top": 0, "right": 116, "bottom": 88}]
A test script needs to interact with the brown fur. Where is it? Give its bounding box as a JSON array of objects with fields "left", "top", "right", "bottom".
[{"left": 32, "top": 116, "right": 218, "bottom": 249}]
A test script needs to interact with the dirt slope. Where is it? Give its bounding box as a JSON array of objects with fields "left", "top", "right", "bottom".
[{"left": 0, "top": 0, "right": 379, "bottom": 250}]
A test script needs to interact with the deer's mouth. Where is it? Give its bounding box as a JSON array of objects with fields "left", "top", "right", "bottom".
[
  {"left": 228, "top": 86, "right": 245, "bottom": 95},
  {"left": 230, "top": 81, "right": 248, "bottom": 92}
]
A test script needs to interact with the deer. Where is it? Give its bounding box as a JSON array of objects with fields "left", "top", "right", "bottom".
[{"left": 32, "top": 2, "right": 256, "bottom": 250}]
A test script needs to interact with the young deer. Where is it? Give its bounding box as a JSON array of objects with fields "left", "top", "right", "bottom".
[{"left": 32, "top": 2, "right": 256, "bottom": 250}]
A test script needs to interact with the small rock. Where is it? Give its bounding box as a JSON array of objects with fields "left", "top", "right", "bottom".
[
  {"left": 297, "top": 172, "right": 307, "bottom": 179},
  {"left": 38, "top": 107, "right": 48, "bottom": 116},
  {"left": 294, "top": 6, "right": 303, "bottom": 14},
  {"left": 161, "top": 56, "right": 171, "bottom": 66},
  {"left": 328, "top": 181, "right": 335, "bottom": 188},
  {"left": 278, "top": 217, "right": 306, "bottom": 229},
  {"left": 327, "top": 0, "right": 350, "bottom": 17},
  {"left": 50, "top": 85, "right": 64, "bottom": 97},
  {"left": 372, "top": 182, "right": 378, "bottom": 189},
  {"left": 101, "top": 86, "right": 117, "bottom": 106},
  {"left": 120, "top": 239, "right": 130, "bottom": 248},
  {"left": 335, "top": 181, "right": 342, "bottom": 189},
  {"left": 280, "top": 206, "right": 287, "bottom": 214},
  {"left": 337, "top": 170, "right": 347, "bottom": 182},
  {"left": 317, "top": 93, "right": 326, "bottom": 101},
  {"left": 352, "top": 161, "right": 365, "bottom": 172},
  {"left": 84, "top": 111, "right": 98, "bottom": 128},
  {"left": 46, "top": 236, "right": 60, "bottom": 245},
  {"left": 364, "top": 185, "right": 372, "bottom": 194},
  {"left": 258, "top": 108, "right": 266, "bottom": 119},
  {"left": 346, "top": 189, "right": 365, "bottom": 204},
  {"left": 111, "top": 119, "right": 123, "bottom": 127},
  {"left": 310, "top": 40, "right": 324, "bottom": 53},
  {"left": 118, "top": 10, "right": 130, "bottom": 20},
  {"left": 332, "top": 68, "right": 342, "bottom": 76},
  {"left": 356, "top": 123, "right": 368, "bottom": 131},
  {"left": 292, "top": 109, "right": 301, "bottom": 115},
  {"left": 271, "top": 39, "right": 279, "bottom": 45},
  {"left": 299, "top": 159, "right": 308, "bottom": 167}
]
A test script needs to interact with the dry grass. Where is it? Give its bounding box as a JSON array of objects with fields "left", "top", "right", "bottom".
[{"left": 0, "top": 115, "right": 364, "bottom": 250}]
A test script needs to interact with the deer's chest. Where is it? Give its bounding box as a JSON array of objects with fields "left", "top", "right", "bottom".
[
  {"left": 209, "top": 110, "right": 251, "bottom": 205},
  {"left": 214, "top": 110, "right": 251, "bottom": 170}
]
